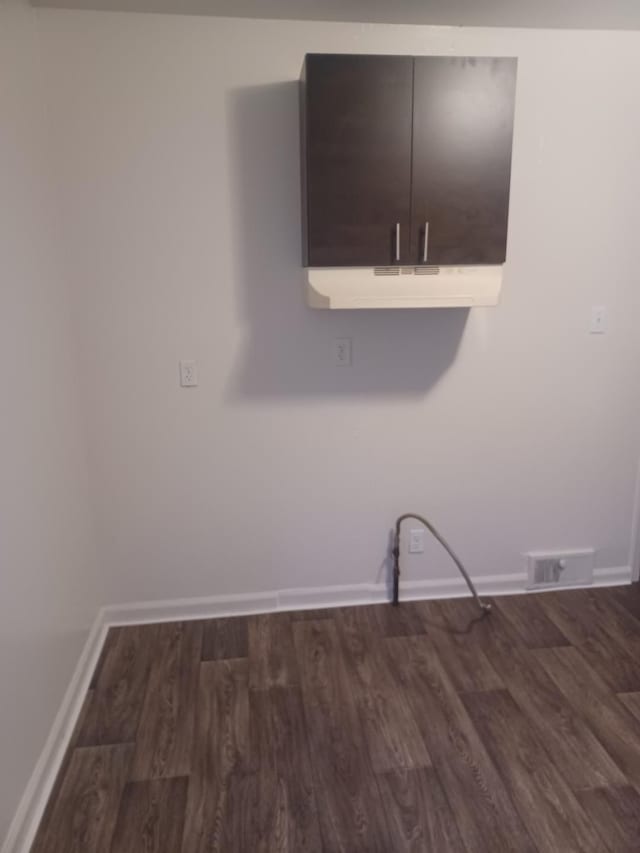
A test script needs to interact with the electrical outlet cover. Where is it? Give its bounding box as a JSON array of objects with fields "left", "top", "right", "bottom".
[
  {"left": 333, "top": 337, "right": 352, "bottom": 367},
  {"left": 408, "top": 528, "right": 425, "bottom": 554}
]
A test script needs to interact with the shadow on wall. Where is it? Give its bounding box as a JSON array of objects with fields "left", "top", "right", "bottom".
[{"left": 224, "top": 81, "right": 469, "bottom": 401}]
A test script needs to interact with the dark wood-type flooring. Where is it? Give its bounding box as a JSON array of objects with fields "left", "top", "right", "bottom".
[{"left": 32, "top": 585, "right": 640, "bottom": 852}]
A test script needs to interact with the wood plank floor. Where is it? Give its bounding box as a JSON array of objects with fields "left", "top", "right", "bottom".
[{"left": 32, "top": 585, "right": 640, "bottom": 852}]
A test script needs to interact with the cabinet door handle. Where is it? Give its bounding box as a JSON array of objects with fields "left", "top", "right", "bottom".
[
  {"left": 395, "top": 223, "right": 401, "bottom": 263},
  {"left": 423, "top": 222, "right": 430, "bottom": 263}
]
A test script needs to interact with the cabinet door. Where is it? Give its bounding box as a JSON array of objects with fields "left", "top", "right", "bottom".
[
  {"left": 304, "top": 54, "right": 414, "bottom": 267},
  {"left": 410, "top": 57, "right": 517, "bottom": 266}
]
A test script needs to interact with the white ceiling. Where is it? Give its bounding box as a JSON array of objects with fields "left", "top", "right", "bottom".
[{"left": 28, "top": 0, "right": 640, "bottom": 31}]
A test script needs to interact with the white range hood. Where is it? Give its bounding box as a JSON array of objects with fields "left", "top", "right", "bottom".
[{"left": 306, "top": 265, "right": 503, "bottom": 309}]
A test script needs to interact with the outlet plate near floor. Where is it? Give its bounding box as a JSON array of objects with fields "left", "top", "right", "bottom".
[{"left": 408, "top": 528, "right": 425, "bottom": 554}]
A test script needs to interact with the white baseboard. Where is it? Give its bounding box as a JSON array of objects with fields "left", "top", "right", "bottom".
[
  {"left": 104, "top": 590, "right": 280, "bottom": 627},
  {"left": 630, "top": 460, "right": 640, "bottom": 583},
  {"left": 398, "top": 571, "right": 528, "bottom": 600},
  {"left": 593, "top": 565, "right": 633, "bottom": 586},
  {"left": 3, "top": 564, "right": 634, "bottom": 852},
  {"left": 103, "top": 567, "right": 633, "bottom": 627},
  {"left": 1, "top": 610, "right": 109, "bottom": 853},
  {"left": 105, "top": 573, "right": 531, "bottom": 627}
]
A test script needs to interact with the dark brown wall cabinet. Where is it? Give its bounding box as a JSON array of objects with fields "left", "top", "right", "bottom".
[{"left": 300, "top": 54, "right": 517, "bottom": 268}]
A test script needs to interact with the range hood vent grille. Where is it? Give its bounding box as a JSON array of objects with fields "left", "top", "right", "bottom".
[{"left": 374, "top": 266, "right": 441, "bottom": 276}]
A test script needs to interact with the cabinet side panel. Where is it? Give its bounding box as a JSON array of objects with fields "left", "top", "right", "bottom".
[{"left": 300, "top": 58, "right": 309, "bottom": 267}]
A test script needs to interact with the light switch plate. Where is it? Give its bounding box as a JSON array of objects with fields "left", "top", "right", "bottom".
[
  {"left": 590, "top": 305, "right": 607, "bottom": 334},
  {"left": 180, "top": 360, "right": 198, "bottom": 387}
]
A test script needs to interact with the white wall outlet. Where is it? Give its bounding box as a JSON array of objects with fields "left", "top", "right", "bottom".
[
  {"left": 590, "top": 305, "right": 607, "bottom": 334},
  {"left": 333, "top": 337, "right": 352, "bottom": 367},
  {"left": 179, "top": 360, "right": 198, "bottom": 387},
  {"left": 409, "top": 528, "right": 425, "bottom": 554}
]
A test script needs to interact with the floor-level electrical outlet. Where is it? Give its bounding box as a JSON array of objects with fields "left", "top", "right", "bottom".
[
  {"left": 409, "top": 528, "right": 425, "bottom": 554},
  {"left": 526, "top": 548, "right": 594, "bottom": 589}
]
